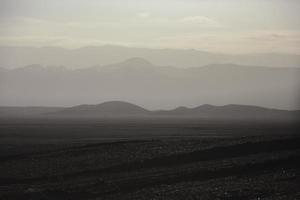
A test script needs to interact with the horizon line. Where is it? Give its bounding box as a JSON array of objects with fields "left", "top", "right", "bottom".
[
  {"left": 1, "top": 44, "right": 300, "bottom": 56},
  {"left": 0, "top": 101, "right": 298, "bottom": 112}
]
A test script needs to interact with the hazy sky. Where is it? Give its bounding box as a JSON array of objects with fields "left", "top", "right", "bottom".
[{"left": 1, "top": 0, "right": 300, "bottom": 54}]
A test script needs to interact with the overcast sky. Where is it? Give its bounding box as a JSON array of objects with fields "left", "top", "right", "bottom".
[{"left": 0, "top": 0, "right": 300, "bottom": 54}]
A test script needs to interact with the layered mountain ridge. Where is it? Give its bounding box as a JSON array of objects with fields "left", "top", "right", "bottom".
[
  {"left": 1, "top": 58, "right": 299, "bottom": 110},
  {"left": 1, "top": 45, "right": 300, "bottom": 69},
  {"left": 1, "top": 101, "right": 298, "bottom": 121}
]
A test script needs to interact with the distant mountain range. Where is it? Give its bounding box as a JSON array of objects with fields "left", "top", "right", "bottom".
[
  {"left": 1, "top": 58, "right": 299, "bottom": 110},
  {"left": 0, "top": 101, "right": 299, "bottom": 121},
  {"left": 1, "top": 45, "right": 300, "bottom": 69}
]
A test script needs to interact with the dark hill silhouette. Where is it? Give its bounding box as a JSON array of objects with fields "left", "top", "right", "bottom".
[
  {"left": 2, "top": 58, "right": 299, "bottom": 110},
  {"left": 56, "top": 101, "right": 150, "bottom": 116},
  {"left": 156, "top": 104, "right": 299, "bottom": 120},
  {"left": 42, "top": 101, "right": 300, "bottom": 120}
]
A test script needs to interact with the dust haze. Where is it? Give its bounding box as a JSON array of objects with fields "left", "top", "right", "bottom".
[
  {"left": 1, "top": 0, "right": 300, "bottom": 109},
  {"left": 1, "top": 1, "right": 300, "bottom": 200}
]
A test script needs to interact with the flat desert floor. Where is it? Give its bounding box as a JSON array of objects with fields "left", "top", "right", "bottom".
[{"left": 0, "top": 118, "right": 299, "bottom": 199}]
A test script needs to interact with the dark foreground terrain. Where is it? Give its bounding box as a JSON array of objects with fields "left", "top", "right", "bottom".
[{"left": 0, "top": 118, "right": 299, "bottom": 199}]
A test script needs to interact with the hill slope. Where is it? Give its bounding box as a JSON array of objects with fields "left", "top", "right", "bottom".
[
  {"left": 1, "top": 59, "right": 299, "bottom": 110},
  {"left": 156, "top": 104, "right": 299, "bottom": 120},
  {"left": 1, "top": 45, "right": 300, "bottom": 69},
  {"left": 56, "top": 101, "right": 150, "bottom": 116},
  {"left": 43, "top": 102, "right": 299, "bottom": 120}
]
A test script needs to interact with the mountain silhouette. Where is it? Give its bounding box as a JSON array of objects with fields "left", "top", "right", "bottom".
[
  {"left": 1, "top": 45, "right": 300, "bottom": 69},
  {"left": 38, "top": 101, "right": 300, "bottom": 120},
  {"left": 56, "top": 101, "right": 150, "bottom": 116},
  {"left": 121, "top": 57, "right": 154, "bottom": 67},
  {"left": 99, "top": 57, "right": 157, "bottom": 72},
  {"left": 1, "top": 58, "right": 299, "bottom": 110},
  {"left": 156, "top": 104, "right": 298, "bottom": 120}
]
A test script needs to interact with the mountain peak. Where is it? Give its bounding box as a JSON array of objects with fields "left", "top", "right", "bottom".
[
  {"left": 194, "top": 104, "right": 215, "bottom": 109},
  {"left": 45, "top": 101, "right": 299, "bottom": 120},
  {"left": 57, "top": 101, "right": 149, "bottom": 116},
  {"left": 121, "top": 57, "right": 153, "bottom": 67},
  {"left": 96, "top": 101, "right": 145, "bottom": 108}
]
